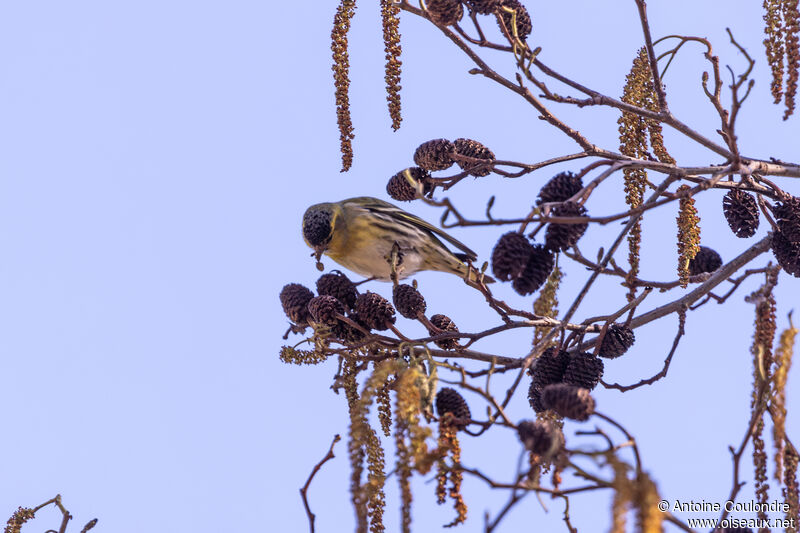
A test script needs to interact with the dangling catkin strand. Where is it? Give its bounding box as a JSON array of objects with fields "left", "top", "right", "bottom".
[
  {"left": 377, "top": 376, "right": 394, "bottom": 437},
  {"left": 765, "top": 0, "right": 786, "bottom": 103},
  {"left": 609, "top": 455, "right": 632, "bottom": 533},
  {"left": 676, "top": 184, "right": 701, "bottom": 288},
  {"left": 435, "top": 416, "right": 453, "bottom": 505},
  {"left": 380, "top": 0, "right": 402, "bottom": 130},
  {"left": 532, "top": 265, "right": 563, "bottom": 346},
  {"left": 633, "top": 472, "right": 664, "bottom": 533},
  {"left": 442, "top": 418, "right": 467, "bottom": 528},
  {"left": 349, "top": 360, "right": 407, "bottom": 533},
  {"left": 784, "top": 447, "right": 800, "bottom": 530},
  {"left": 749, "top": 270, "right": 779, "bottom": 526},
  {"left": 772, "top": 315, "right": 798, "bottom": 479},
  {"left": 331, "top": 0, "right": 357, "bottom": 171},
  {"left": 344, "top": 358, "right": 369, "bottom": 533},
  {"left": 784, "top": 0, "right": 800, "bottom": 119},
  {"left": 394, "top": 366, "right": 427, "bottom": 533},
  {"left": 279, "top": 346, "right": 327, "bottom": 365},
  {"left": 619, "top": 48, "right": 653, "bottom": 300}
]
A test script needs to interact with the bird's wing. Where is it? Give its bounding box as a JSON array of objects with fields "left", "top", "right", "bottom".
[{"left": 345, "top": 197, "right": 478, "bottom": 261}]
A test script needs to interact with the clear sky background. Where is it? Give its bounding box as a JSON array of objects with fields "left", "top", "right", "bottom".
[{"left": 1, "top": 1, "right": 799, "bottom": 532}]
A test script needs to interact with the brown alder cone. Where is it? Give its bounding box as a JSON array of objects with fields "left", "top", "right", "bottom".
[
  {"left": 280, "top": 283, "right": 315, "bottom": 325},
  {"left": 722, "top": 189, "right": 760, "bottom": 238},
  {"left": 414, "top": 139, "right": 455, "bottom": 171},
  {"left": 541, "top": 383, "right": 595, "bottom": 421}
]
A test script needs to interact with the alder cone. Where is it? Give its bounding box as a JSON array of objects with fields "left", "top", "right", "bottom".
[
  {"left": 429, "top": 313, "right": 460, "bottom": 350},
  {"left": 491, "top": 231, "right": 533, "bottom": 281},
  {"left": 280, "top": 283, "right": 314, "bottom": 325},
  {"left": 773, "top": 230, "right": 800, "bottom": 277},
  {"left": 774, "top": 196, "right": 800, "bottom": 242},
  {"left": 517, "top": 420, "right": 560, "bottom": 457},
  {"left": 316, "top": 272, "right": 358, "bottom": 310},
  {"left": 387, "top": 167, "right": 432, "bottom": 202},
  {"left": 562, "top": 352, "right": 604, "bottom": 391},
  {"left": 598, "top": 324, "right": 635, "bottom": 359},
  {"left": 537, "top": 171, "right": 583, "bottom": 205},
  {"left": 453, "top": 138, "right": 495, "bottom": 177},
  {"left": 688, "top": 246, "right": 723, "bottom": 276},
  {"left": 528, "top": 347, "right": 568, "bottom": 413},
  {"left": 355, "top": 292, "right": 396, "bottom": 331},
  {"left": 541, "top": 384, "right": 595, "bottom": 421},
  {"left": 528, "top": 380, "right": 547, "bottom": 413},
  {"left": 426, "top": 0, "right": 464, "bottom": 26},
  {"left": 544, "top": 202, "right": 588, "bottom": 252},
  {"left": 414, "top": 138, "right": 455, "bottom": 170},
  {"left": 512, "top": 244, "right": 555, "bottom": 295},
  {"left": 530, "top": 347, "right": 569, "bottom": 387},
  {"left": 436, "top": 387, "right": 471, "bottom": 429},
  {"left": 332, "top": 313, "right": 368, "bottom": 343},
  {"left": 392, "top": 283, "right": 427, "bottom": 319},
  {"left": 307, "top": 295, "right": 345, "bottom": 326},
  {"left": 464, "top": 0, "right": 501, "bottom": 14},
  {"left": 497, "top": 0, "right": 532, "bottom": 41},
  {"left": 722, "top": 189, "right": 759, "bottom": 238}
]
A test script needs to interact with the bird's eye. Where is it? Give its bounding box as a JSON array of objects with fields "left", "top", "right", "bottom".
[{"left": 303, "top": 209, "right": 334, "bottom": 247}]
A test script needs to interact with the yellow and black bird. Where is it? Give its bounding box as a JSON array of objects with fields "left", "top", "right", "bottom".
[{"left": 302, "top": 197, "right": 493, "bottom": 282}]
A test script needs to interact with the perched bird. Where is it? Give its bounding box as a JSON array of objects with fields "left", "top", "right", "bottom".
[{"left": 302, "top": 196, "right": 493, "bottom": 282}]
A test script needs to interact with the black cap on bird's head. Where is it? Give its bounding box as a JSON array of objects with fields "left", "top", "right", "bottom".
[{"left": 302, "top": 204, "right": 336, "bottom": 253}]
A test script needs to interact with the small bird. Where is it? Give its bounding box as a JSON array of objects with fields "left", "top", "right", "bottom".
[{"left": 302, "top": 196, "right": 493, "bottom": 282}]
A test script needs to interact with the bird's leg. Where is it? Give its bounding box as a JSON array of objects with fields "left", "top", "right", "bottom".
[{"left": 387, "top": 241, "right": 403, "bottom": 286}]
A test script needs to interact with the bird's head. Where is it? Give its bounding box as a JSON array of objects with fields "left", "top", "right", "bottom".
[{"left": 302, "top": 202, "right": 342, "bottom": 260}]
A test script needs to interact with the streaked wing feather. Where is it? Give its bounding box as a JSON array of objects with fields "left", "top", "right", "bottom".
[{"left": 345, "top": 197, "right": 478, "bottom": 261}]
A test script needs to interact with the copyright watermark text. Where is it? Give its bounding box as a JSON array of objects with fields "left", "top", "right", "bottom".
[{"left": 657, "top": 499, "right": 796, "bottom": 530}]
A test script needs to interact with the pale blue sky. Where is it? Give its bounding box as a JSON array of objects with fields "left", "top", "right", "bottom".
[{"left": 1, "top": 2, "right": 798, "bottom": 532}]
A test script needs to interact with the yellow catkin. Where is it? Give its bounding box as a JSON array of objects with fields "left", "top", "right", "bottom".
[
  {"left": 784, "top": 0, "right": 800, "bottom": 119},
  {"left": 331, "top": 0, "right": 357, "bottom": 171},
  {"left": 765, "top": 0, "right": 786, "bottom": 103},
  {"left": 619, "top": 48, "right": 674, "bottom": 298},
  {"left": 344, "top": 358, "right": 368, "bottom": 533},
  {"left": 380, "top": 0, "right": 402, "bottom": 130},
  {"left": 634, "top": 472, "right": 664, "bottom": 533},
  {"left": 443, "top": 424, "right": 467, "bottom": 527},
  {"left": 279, "top": 346, "right": 327, "bottom": 365},
  {"left": 348, "top": 360, "right": 406, "bottom": 533},
  {"left": 377, "top": 377, "right": 393, "bottom": 437},
  {"left": 773, "top": 317, "right": 798, "bottom": 479},
  {"left": 608, "top": 455, "right": 632, "bottom": 533},
  {"left": 675, "top": 184, "right": 701, "bottom": 288},
  {"left": 435, "top": 419, "right": 452, "bottom": 505},
  {"left": 435, "top": 414, "right": 467, "bottom": 526},
  {"left": 749, "top": 272, "right": 779, "bottom": 525},
  {"left": 784, "top": 448, "right": 800, "bottom": 531},
  {"left": 394, "top": 366, "right": 428, "bottom": 533},
  {"left": 532, "top": 266, "right": 563, "bottom": 346},
  {"left": 4, "top": 507, "right": 36, "bottom": 533},
  {"left": 619, "top": 48, "right": 654, "bottom": 299}
]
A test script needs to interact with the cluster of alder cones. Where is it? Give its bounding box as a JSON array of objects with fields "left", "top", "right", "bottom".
[
  {"left": 721, "top": 188, "right": 800, "bottom": 277},
  {"left": 280, "top": 272, "right": 463, "bottom": 349},
  {"left": 437, "top": 379, "right": 589, "bottom": 460},
  {"left": 526, "top": 326, "right": 634, "bottom": 415},
  {"left": 490, "top": 171, "right": 589, "bottom": 295},
  {"left": 424, "top": 0, "right": 532, "bottom": 42},
  {"left": 386, "top": 138, "right": 496, "bottom": 202}
]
